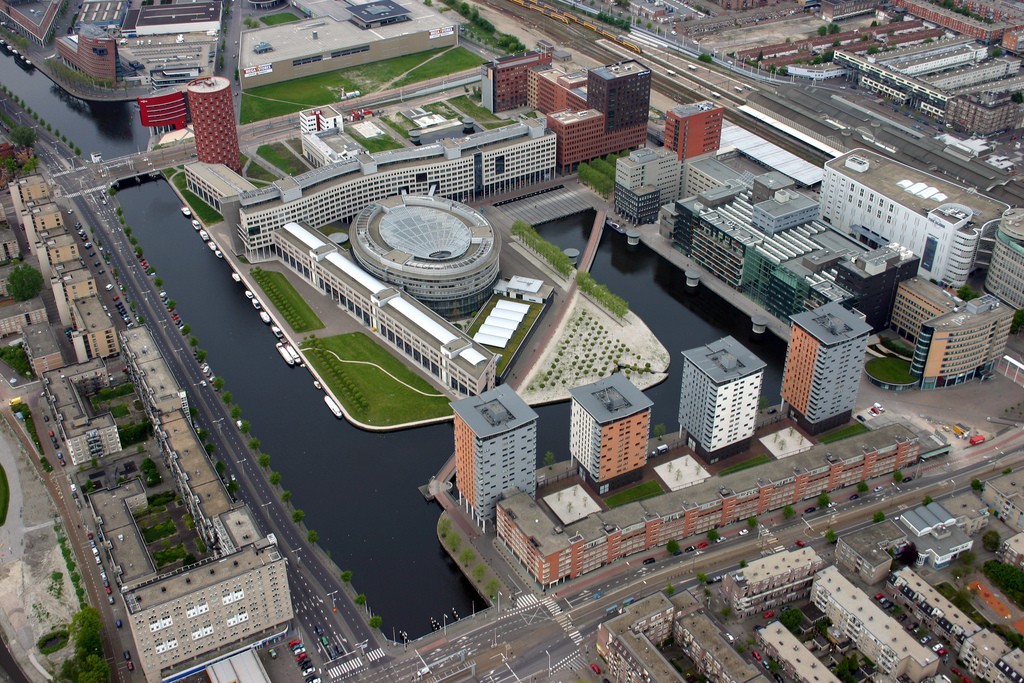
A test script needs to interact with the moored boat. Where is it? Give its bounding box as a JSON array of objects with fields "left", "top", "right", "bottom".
[
  {"left": 324, "top": 395, "right": 343, "bottom": 419},
  {"left": 276, "top": 342, "right": 295, "bottom": 366},
  {"left": 181, "top": 206, "right": 192, "bottom": 217}
]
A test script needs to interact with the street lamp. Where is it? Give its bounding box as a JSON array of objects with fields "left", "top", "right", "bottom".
[
  {"left": 546, "top": 649, "right": 551, "bottom": 675},
  {"left": 443, "top": 613, "right": 447, "bottom": 636}
]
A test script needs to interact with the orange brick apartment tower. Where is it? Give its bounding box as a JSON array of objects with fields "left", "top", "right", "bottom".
[
  {"left": 781, "top": 302, "right": 871, "bottom": 435},
  {"left": 569, "top": 374, "right": 653, "bottom": 494},
  {"left": 186, "top": 76, "right": 241, "bottom": 174},
  {"left": 664, "top": 101, "right": 724, "bottom": 162}
]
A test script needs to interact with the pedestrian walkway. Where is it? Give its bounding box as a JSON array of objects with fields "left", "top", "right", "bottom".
[
  {"left": 491, "top": 186, "right": 594, "bottom": 227},
  {"left": 327, "top": 656, "right": 364, "bottom": 679},
  {"left": 542, "top": 596, "right": 583, "bottom": 645},
  {"left": 552, "top": 650, "right": 585, "bottom": 673},
  {"left": 365, "top": 647, "right": 386, "bottom": 662},
  {"left": 576, "top": 209, "right": 605, "bottom": 274}
]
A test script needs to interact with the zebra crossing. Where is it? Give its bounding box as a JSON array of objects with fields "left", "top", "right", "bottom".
[
  {"left": 515, "top": 594, "right": 539, "bottom": 609},
  {"left": 327, "top": 656, "right": 364, "bottom": 679},
  {"left": 552, "top": 649, "right": 585, "bottom": 673},
  {"left": 365, "top": 648, "right": 385, "bottom": 662},
  {"left": 542, "top": 597, "right": 583, "bottom": 645}
]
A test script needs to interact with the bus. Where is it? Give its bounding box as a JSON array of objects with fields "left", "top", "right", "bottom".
[
  {"left": 622, "top": 597, "right": 637, "bottom": 607},
  {"left": 606, "top": 604, "right": 618, "bottom": 615}
]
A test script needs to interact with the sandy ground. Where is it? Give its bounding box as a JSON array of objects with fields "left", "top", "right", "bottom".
[
  {"left": 0, "top": 416, "right": 80, "bottom": 682},
  {"left": 701, "top": 13, "right": 875, "bottom": 54}
]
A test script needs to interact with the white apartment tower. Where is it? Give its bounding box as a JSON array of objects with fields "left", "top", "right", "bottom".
[
  {"left": 679, "top": 336, "right": 765, "bottom": 462},
  {"left": 452, "top": 384, "right": 539, "bottom": 521}
]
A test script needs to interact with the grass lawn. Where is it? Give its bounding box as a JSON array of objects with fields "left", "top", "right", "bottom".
[
  {"left": 250, "top": 268, "right": 324, "bottom": 332},
  {"left": 448, "top": 95, "right": 515, "bottom": 129},
  {"left": 171, "top": 174, "right": 222, "bottom": 224},
  {"left": 423, "top": 101, "right": 462, "bottom": 121},
  {"left": 465, "top": 297, "right": 542, "bottom": 375},
  {"left": 378, "top": 114, "right": 411, "bottom": 139},
  {"left": 256, "top": 143, "right": 308, "bottom": 177},
  {"left": 141, "top": 520, "right": 177, "bottom": 543},
  {"left": 245, "top": 161, "right": 279, "bottom": 182},
  {"left": 865, "top": 357, "right": 917, "bottom": 385},
  {"left": 819, "top": 422, "right": 871, "bottom": 444},
  {"left": 718, "top": 454, "right": 772, "bottom": 477},
  {"left": 301, "top": 333, "right": 453, "bottom": 426},
  {"left": 152, "top": 544, "right": 187, "bottom": 568},
  {"left": 261, "top": 11, "right": 299, "bottom": 25},
  {"left": 348, "top": 128, "right": 403, "bottom": 153},
  {"left": 240, "top": 47, "right": 448, "bottom": 123},
  {"left": 0, "top": 345, "right": 34, "bottom": 379},
  {"left": 605, "top": 480, "right": 664, "bottom": 508},
  {"left": 392, "top": 47, "right": 487, "bottom": 87},
  {"left": 0, "top": 462, "right": 8, "bottom": 526}
]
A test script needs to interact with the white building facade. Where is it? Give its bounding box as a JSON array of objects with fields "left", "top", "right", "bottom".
[
  {"left": 679, "top": 336, "right": 765, "bottom": 460},
  {"left": 820, "top": 150, "right": 1007, "bottom": 286}
]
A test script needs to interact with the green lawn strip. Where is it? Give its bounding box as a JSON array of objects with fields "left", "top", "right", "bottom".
[
  {"left": 0, "top": 462, "right": 8, "bottom": 526},
  {"left": 239, "top": 152, "right": 249, "bottom": 169},
  {"left": 141, "top": 519, "right": 176, "bottom": 543},
  {"left": 245, "top": 160, "right": 278, "bottom": 182},
  {"left": 447, "top": 95, "right": 514, "bottom": 129},
  {"left": 605, "top": 480, "right": 664, "bottom": 508},
  {"left": 152, "top": 544, "right": 187, "bottom": 567},
  {"left": 865, "top": 357, "right": 917, "bottom": 384},
  {"left": 0, "top": 345, "right": 34, "bottom": 378},
  {"left": 718, "top": 454, "right": 772, "bottom": 477},
  {"left": 423, "top": 101, "right": 461, "bottom": 120},
  {"left": 347, "top": 128, "right": 403, "bottom": 153},
  {"left": 161, "top": 168, "right": 176, "bottom": 179},
  {"left": 301, "top": 333, "right": 452, "bottom": 426},
  {"left": 818, "top": 422, "right": 871, "bottom": 444},
  {"left": 171, "top": 174, "right": 222, "bottom": 224},
  {"left": 379, "top": 115, "right": 411, "bottom": 139},
  {"left": 261, "top": 11, "right": 299, "bottom": 25},
  {"left": 465, "top": 297, "right": 542, "bottom": 375},
  {"left": 256, "top": 143, "right": 308, "bottom": 176},
  {"left": 250, "top": 268, "right": 324, "bottom": 332},
  {"left": 239, "top": 48, "right": 447, "bottom": 123},
  {"left": 391, "top": 47, "right": 487, "bottom": 87}
]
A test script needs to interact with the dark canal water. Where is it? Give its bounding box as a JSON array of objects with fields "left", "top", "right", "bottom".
[
  {"left": 5, "top": 63, "right": 789, "bottom": 636},
  {"left": 0, "top": 49, "right": 149, "bottom": 159}
]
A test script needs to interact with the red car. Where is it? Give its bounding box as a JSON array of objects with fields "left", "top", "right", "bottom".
[
  {"left": 697, "top": 541, "right": 709, "bottom": 549},
  {"left": 126, "top": 661, "right": 134, "bottom": 671},
  {"left": 288, "top": 639, "right": 301, "bottom": 648},
  {"left": 936, "top": 647, "right": 948, "bottom": 656},
  {"left": 875, "top": 593, "right": 885, "bottom": 600},
  {"left": 590, "top": 664, "right": 602, "bottom": 674},
  {"left": 795, "top": 540, "right": 806, "bottom": 548},
  {"left": 952, "top": 669, "right": 962, "bottom": 677},
  {"left": 752, "top": 651, "right": 762, "bottom": 661},
  {"left": 763, "top": 611, "right": 775, "bottom": 619},
  {"left": 105, "top": 586, "right": 112, "bottom": 595}
]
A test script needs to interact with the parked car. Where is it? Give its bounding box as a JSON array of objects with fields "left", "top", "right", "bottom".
[
  {"left": 795, "top": 540, "right": 806, "bottom": 548},
  {"left": 738, "top": 529, "right": 749, "bottom": 536},
  {"left": 591, "top": 664, "right": 602, "bottom": 674},
  {"left": 804, "top": 507, "right": 816, "bottom": 514},
  {"left": 849, "top": 494, "right": 859, "bottom": 500},
  {"left": 763, "top": 611, "right": 775, "bottom": 619},
  {"left": 697, "top": 541, "right": 709, "bottom": 549},
  {"left": 642, "top": 557, "right": 655, "bottom": 565},
  {"left": 920, "top": 636, "right": 932, "bottom": 645},
  {"left": 753, "top": 651, "right": 762, "bottom": 661},
  {"left": 873, "top": 486, "right": 885, "bottom": 492}
]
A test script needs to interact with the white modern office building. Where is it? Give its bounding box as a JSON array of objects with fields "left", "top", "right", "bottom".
[
  {"left": 820, "top": 149, "right": 1008, "bottom": 286},
  {"left": 452, "top": 384, "right": 538, "bottom": 521},
  {"left": 185, "top": 118, "right": 555, "bottom": 261},
  {"left": 679, "top": 336, "right": 765, "bottom": 461}
]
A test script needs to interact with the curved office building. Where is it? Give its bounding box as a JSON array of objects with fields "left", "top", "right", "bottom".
[
  {"left": 986, "top": 207, "right": 1024, "bottom": 309},
  {"left": 350, "top": 195, "right": 500, "bottom": 319}
]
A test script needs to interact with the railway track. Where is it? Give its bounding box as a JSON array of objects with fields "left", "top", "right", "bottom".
[{"left": 476, "top": 0, "right": 832, "bottom": 167}]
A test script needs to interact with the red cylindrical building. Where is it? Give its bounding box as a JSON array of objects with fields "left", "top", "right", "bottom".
[{"left": 185, "top": 76, "right": 241, "bottom": 174}]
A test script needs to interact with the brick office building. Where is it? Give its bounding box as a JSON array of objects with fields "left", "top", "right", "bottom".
[
  {"left": 481, "top": 51, "right": 552, "bottom": 113},
  {"left": 186, "top": 76, "right": 241, "bottom": 174},
  {"left": 664, "top": 102, "right": 724, "bottom": 162}
]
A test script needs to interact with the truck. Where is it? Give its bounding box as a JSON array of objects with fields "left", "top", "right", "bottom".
[{"left": 969, "top": 435, "right": 987, "bottom": 446}]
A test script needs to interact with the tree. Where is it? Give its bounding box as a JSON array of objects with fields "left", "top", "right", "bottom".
[
  {"left": 10, "top": 125, "right": 37, "bottom": 148},
  {"left": 70, "top": 606, "right": 104, "bottom": 660},
  {"left": 248, "top": 437, "right": 260, "bottom": 452},
  {"left": 818, "top": 493, "right": 830, "bottom": 508},
  {"left": 873, "top": 511, "right": 885, "bottom": 523},
  {"left": 7, "top": 264, "right": 43, "bottom": 301},
  {"left": 696, "top": 572, "right": 708, "bottom": 583},
  {"left": 857, "top": 481, "right": 869, "bottom": 493},
  {"left": 707, "top": 529, "right": 719, "bottom": 542},
  {"left": 698, "top": 53, "right": 713, "bottom": 63},
  {"left": 459, "top": 547, "right": 475, "bottom": 565},
  {"left": 354, "top": 593, "right": 367, "bottom": 606},
  {"left": 215, "top": 460, "right": 226, "bottom": 477},
  {"left": 543, "top": 451, "right": 556, "bottom": 469},
  {"left": 653, "top": 423, "right": 666, "bottom": 441},
  {"left": 281, "top": 490, "right": 291, "bottom": 502},
  {"left": 340, "top": 570, "right": 353, "bottom": 583},
  {"left": 222, "top": 391, "right": 233, "bottom": 404},
  {"left": 957, "top": 284, "right": 981, "bottom": 301},
  {"left": 189, "top": 335, "right": 200, "bottom": 348},
  {"left": 667, "top": 539, "right": 680, "bottom": 554},
  {"left": 983, "top": 530, "right": 1001, "bottom": 552},
  {"left": 231, "top": 406, "right": 242, "bottom": 420},
  {"left": 292, "top": 509, "right": 305, "bottom": 523},
  {"left": 922, "top": 495, "right": 933, "bottom": 505},
  {"left": 258, "top": 453, "right": 271, "bottom": 468},
  {"left": 783, "top": 505, "right": 795, "bottom": 519},
  {"left": 369, "top": 615, "right": 383, "bottom": 629},
  {"left": 739, "top": 560, "right": 747, "bottom": 568},
  {"left": 747, "top": 516, "right": 758, "bottom": 529},
  {"left": 213, "top": 376, "right": 225, "bottom": 390},
  {"left": 307, "top": 530, "right": 318, "bottom": 543},
  {"left": 227, "top": 479, "right": 239, "bottom": 495},
  {"left": 893, "top": 470, "right": 904, "bottom": 483},
  {"left": 666, "top": 583, "right": 675, "bottom": 595},
  {"left": 780, "top": 608, "right": 803, "bottom": 633},
  {"left": 269, "top": 471, "right": 281, "bottom": 485},
  {"left": 818, "top": 24, "right": 828, "bottom": 35},
  {"left": 960, "top": 550, "right": 977, "bottom": 567},
  {"left": 825, "top": 529, "right": 837, "bottom": 544},
  {"left": 972, "top": 479, "right": 983, "bottom": 491},
  {"left": 1012, "top": 309, "right": 1024, "bottom": 334}
]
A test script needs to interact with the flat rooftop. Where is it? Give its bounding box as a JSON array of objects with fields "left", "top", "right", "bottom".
[
  {"left": 122, "top": 2, "right": 221, "bottom": 30},
  {"left": 827, "top": 149, "right": 1007, "bottom": 222},
  {"left": 569, "top": 373, "right": 652, "bottom": 424},
  {"left": 653, "top": 455, "right": 710, "bottom": 491},
  {"left": 44, "top": 358, "right": 116, "bottom": 434},
  {"left": 682, "top": 335, "right": 765, "bottom": 385},
  {"left": 89, "top": 479, "right": 155, "bottom": 585},
  {"left": 163, "top": 413, "right": 231, "bottom": 520},
  {"left": 759, "top": 622, "right": 840, "bottom": 683},
  {"left": 838, "top": 519, "right": 907, "bottom": 567},
  {"left": 452, "top": 384, "right": 537, "bottom": 437},
  {"left": 543, "top": 485, "right": 602, "bottom": 526},
  {"left": 678, "top": 613, "right": 762, "bottom": 683},
  {"left": 892, "top": 566, "right": 981, "bottom": 640},
  {"left": 239, "top": 6, "right": 451, "bottom": 71},
  {"left": 548, "top": 108, "right": 602, "bottom": 125},
  {"left": 121, "top": 326, "right": 186, "bottom": 416},
  {"left": 790, "top": 301, "right": 871, "bottom": 346},
  {"left": 21, "top": 322, "right": 61, "bottom": 359},
  {"left": 732, "top": 547, "right": 821, "bottom": 587}
]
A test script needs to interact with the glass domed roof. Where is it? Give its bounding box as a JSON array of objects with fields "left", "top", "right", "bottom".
[{"left": 379, "top": 206, "right": 472, "bottom": 260}]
